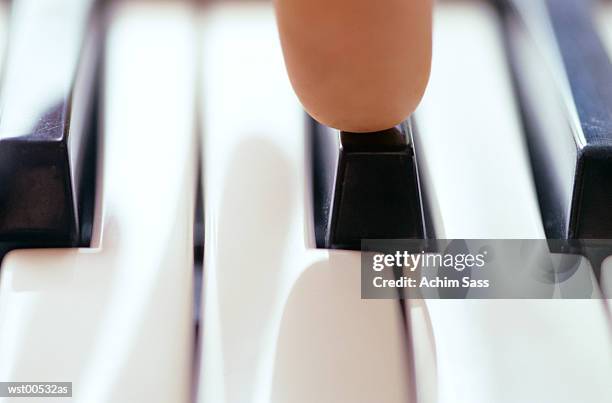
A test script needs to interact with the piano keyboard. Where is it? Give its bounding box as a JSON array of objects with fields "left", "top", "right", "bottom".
[
  {"left": 413, "top": 3, "right": 611, "bottom": 403},
  {"left": 0, "top": 1, "right": 610, "bottom": 403}
]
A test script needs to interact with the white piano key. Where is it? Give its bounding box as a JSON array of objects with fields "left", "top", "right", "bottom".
[
  {"left": 412, "top": 1, "right": 612, "bottom": 403},
  {"left": 596, "top": 0, "right": 612, "bottom": 57},
  {"left": 0, "top": 1, "right": 7, "bottom": 74},
  {"left": 197, "top": 3, "right": 412, "bottom": 403},
  {"left": 417, "top": 3, "right": 544, "bottom": 239},
  {"left": 0, "top": 2, "right": 197, "bottom": 402},
  {"left": 0, "top": 0, "right": 95, "bottom": 140}
]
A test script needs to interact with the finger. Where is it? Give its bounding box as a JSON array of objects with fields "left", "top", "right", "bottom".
[{"left": 274, "top": 0, "right": 432, "bottom": 133}]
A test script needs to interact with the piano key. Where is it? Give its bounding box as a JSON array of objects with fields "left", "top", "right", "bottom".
[
  {"left": 0, "top": 0, "right": 7, "bottom": 72},
  {"left": 0, "top": 1, "right": 7, "bottom": 244},
  {"left": 415, "top": 5, "right": 544, "bottom": 240},
  {"left": 311, "top": 121, "right": 426, "bottom": 249},
  {"left": 0, "top": 2, "right": 197, "bottom": 402},
  {"left": 0, "top": 0, "right": 100, "bottom": 247},
  {"left": 410, "top": 1, "right": 612, "bottom": 402},
  {"left": 596, "top": 0, "right": 612, "bottom": 57},
  {"left": 198, "top": 3, "right": 413, "bottom": 402},
  {"left": 502, "top": 0, "right": 612, "bottom": 239}
]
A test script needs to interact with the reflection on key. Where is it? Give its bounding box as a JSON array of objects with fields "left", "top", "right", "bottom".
[
  {"left": 601, "top": 256, "right": 612, "bottom": 309},
  {"left": 0, "top": 0, "right": 100, "bottom": 246}
]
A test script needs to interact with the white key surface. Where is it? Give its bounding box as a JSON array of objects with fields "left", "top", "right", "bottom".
[
  {"left": 0, "top": 0, "right": 96, "bottom": 140},
  {"left": 0, "top": 0, "right": 7, "bottom": 75},
  {"left": 596, "top": 0, "right": 612, "bottom": 58},
  {"left": 197, "top": 3, "right": 412, "bottom": 403},
  {"left": 412, "top": 1, "right": 612, "bottom": 402},
  {"left": 0, "top": 2, "right": 197, "bottom": 402}
]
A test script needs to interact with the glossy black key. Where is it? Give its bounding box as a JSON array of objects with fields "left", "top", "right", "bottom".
[
  {"left": 310, "top": 119, "right": 427, "bottom": 250},
  {"left": 0, "top": 0, "right": 101, "bottom": 246},
  {"left": 500, "top": 0, "right": 612, "bottom": 239}
]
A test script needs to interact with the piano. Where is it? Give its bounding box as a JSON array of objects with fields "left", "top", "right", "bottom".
[{"left": 0, "top": 0, "right": 610, "bottom": 402}]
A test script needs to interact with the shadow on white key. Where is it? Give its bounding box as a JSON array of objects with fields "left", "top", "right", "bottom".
[
  {"left": 411, "top": 1, "right": 612, "bottom": 403},
  {"left": 197, "top": 3, "right": 413, "bottom": 403},
  {"left": 0, "top": 2, "right": 196, "bottom": 402}
]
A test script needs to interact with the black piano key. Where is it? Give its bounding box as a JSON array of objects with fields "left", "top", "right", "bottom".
[
  {"left": 501, "top": 0, "right": 612, "bottom": 239},
  {"left": 310, "top": 118, "right": 427, "bottom": 250},
  {"left": 0, "top": 0, "right": 101, "bottom": 246}
]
